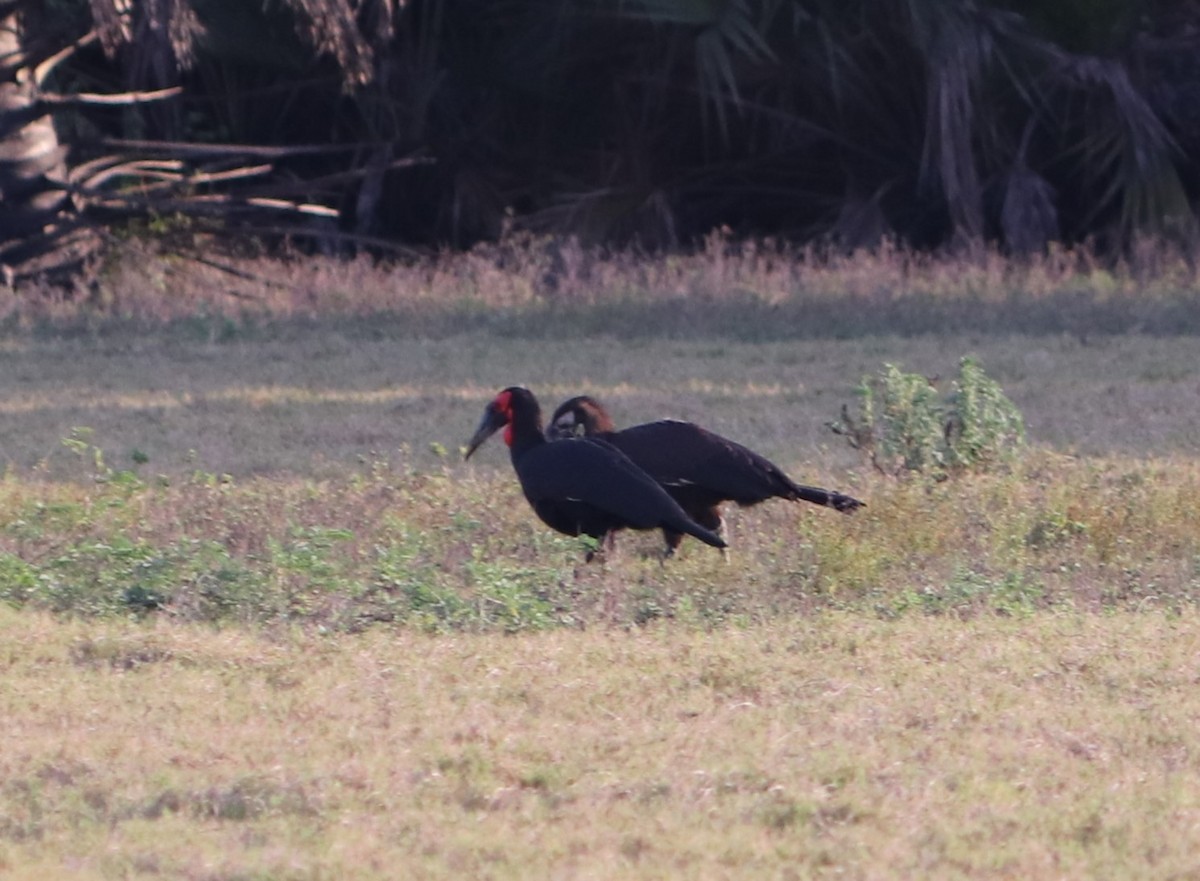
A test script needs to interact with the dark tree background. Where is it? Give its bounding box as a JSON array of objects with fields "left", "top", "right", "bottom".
[{"left": 2, "top": 0, "right": 1198, "bottom": 279}]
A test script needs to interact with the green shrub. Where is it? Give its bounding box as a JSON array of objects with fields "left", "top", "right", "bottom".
[
  {"left": 944, "top": 357, "right": 1028, "bottom": 471},
  {"left": 830, "top": 356, "right": 1025, "bottom": 478}
]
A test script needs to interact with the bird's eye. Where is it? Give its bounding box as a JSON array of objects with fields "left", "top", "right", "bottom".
[{"left": 556, "top": 416, "right": 583, "bottom": 437}]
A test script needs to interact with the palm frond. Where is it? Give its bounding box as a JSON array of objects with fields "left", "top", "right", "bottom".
[
  {"left": 1058, "top": 55, "right": 1191, "bottom": 236},
  {"left": 617, "top": 0, "right": 783, "bottom": 143}
]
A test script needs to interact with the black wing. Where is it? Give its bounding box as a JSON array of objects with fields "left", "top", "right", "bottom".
[
  {"left": 516, "top": 438, "right": 682, "bottom": 529},
  {"left": 517, "top": 438, "right": 726, "bottom": 546},
  {"left": 610, "top": 420, "right": 863, "bottom": 511}
]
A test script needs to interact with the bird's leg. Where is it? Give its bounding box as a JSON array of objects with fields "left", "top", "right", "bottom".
[
  {"left": 582, "top": 533, "right": 604, "bottom": 563},
  {"left": 584, "top": 530, "right": 617, "bottom": 564},
  {"left": 661, "top": 528, "right": 684, "bottom": 563},
  {"left": 597, "top": 537, "right": 624, "bottom": 623}
]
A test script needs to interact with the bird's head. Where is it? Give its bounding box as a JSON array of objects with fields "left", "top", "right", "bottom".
[
  {"left": 546, "top": 395, "right": 616, "bottom": 440},
  {"left": 465, "top": 387, "right": 538, "bottom": 459}
]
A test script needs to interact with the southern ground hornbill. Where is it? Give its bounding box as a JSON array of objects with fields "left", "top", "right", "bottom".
[
  {"left": 547, "top": 395, "right": 864, "bottom": 554},
  {"left": 464, "top": 387, "right": 727, "bottom": 559}
]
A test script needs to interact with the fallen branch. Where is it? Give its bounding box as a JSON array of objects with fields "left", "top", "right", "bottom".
[
  {"left": 99, "top": 139, "right": 367, "bottom": 159},
  {"left": 39, "top": 87, "right": 183, "bottom": 107}
]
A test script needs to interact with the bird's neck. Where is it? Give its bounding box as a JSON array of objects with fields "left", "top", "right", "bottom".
[
  {"left": 584, "top": 413, "right": 616, "bottom": 433},
  {"left": 507, "top": 409, "right": 546, "bottom": 462}
]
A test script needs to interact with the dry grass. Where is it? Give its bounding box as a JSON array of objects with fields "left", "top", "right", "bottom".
[
  {"left": 2, "top": 607, "right": 1200, "bottom": 879},
  {"left": 6, "top": 234, "right": 1200, "bottom": 337},
  {"left": 1, "top": 241, "right": 1199, "bottom": 876},
  {"left": 0, "top": 251, "right": 1197, "bottom": 625},
  {"left": 1, "top": 237, "right": 1197, "bottom": 477},
  {"left": 0, "top": 332, "right": 1196, "bottom": 482}
]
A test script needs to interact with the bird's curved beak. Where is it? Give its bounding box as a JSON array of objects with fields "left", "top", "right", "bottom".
[{"left": 464, "top": 404, "right": 508, "bottom": 460}]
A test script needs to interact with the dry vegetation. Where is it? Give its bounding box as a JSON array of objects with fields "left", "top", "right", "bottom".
[
  {"left": 4, "top": 609, "right": 1200, "bottom": 880},
  {"left": 1, "top": 240, "right": 1200, "bottom": 877},
  {"left": 7, "top": 234, "right": 1200, "bottom": 338}
]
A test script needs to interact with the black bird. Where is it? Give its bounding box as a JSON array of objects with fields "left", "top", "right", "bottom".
[
  {"left": 547, "top": 395, "right": 864, "bottom": 554},
  {"left": 464, "top": 387, "right": 727, "bottom": 559}
]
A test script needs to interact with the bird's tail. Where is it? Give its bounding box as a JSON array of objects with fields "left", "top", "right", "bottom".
[
  {"left": 677, "top": 519, "right": 727, "bottom": 550},
  {"left": 789, "top": 484, "right": 865, "bottom": 513}
]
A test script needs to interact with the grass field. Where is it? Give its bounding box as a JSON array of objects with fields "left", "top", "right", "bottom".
[
  {"left": 1, "top": 243, "right": 1200, "bottom": 877},
  {"left": 4, "top": 609, "right": 1200, "bottom": 879}
]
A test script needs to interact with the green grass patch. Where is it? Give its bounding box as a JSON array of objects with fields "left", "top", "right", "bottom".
[{"left": 0, "top": 449, "right": 1196, "bottom": 630}]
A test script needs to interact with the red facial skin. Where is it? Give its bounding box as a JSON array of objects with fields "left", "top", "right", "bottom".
[{"left": 493, "top": 389, "right": 514, "bottom": 446}]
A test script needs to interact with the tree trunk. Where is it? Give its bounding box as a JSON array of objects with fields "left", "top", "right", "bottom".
[
  {"left": 0, "top": 9, "right": 77, "bottom": 275},
  {"left": 0, "top": 13, "right": 68, "bottom": 240}
]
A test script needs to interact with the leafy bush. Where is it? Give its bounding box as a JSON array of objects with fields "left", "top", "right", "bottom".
[{"left": 830, "top": 356, "right": 1026, "bottom": 478}]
